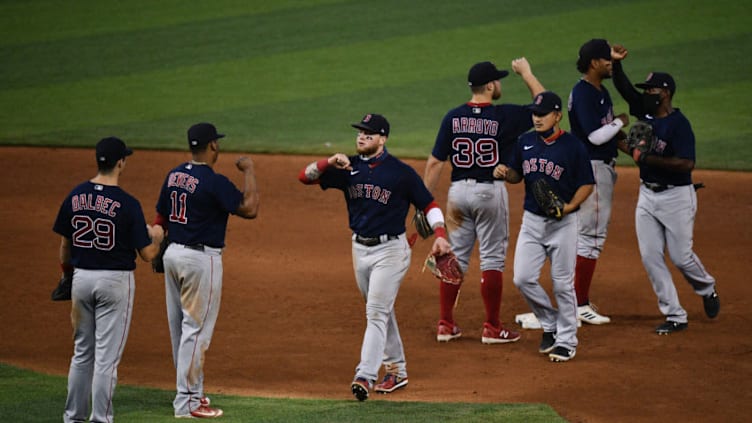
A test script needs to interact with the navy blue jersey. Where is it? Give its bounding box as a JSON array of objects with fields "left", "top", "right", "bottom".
[
  {"left": 156, "top": 162, "right": 243, "bottom": 248},
  {"left": 508, "top": 130, "right": 595, "bottom": 216},
  {"left": 639, "top": 110, "right": 695, "bottom": 186},
  {"left": 568, "top": 79, "right": 619, "bottom": 161},
  {"left": 432, "top": 102, "right": 533, "bottom": 181},
  {"left": 319, "top": 150, "right": 433, "bottom": 237},
  {"left": 53, "top": 182, "right": 151, "bottom": 270}
]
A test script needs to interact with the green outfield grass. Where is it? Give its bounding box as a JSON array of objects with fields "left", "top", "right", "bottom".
[
  {"left": 0, "top": 0, "right": 749, "bottom": 169},
  {"left": 0, "top": 364, "right": 563, "bottom": 422}
]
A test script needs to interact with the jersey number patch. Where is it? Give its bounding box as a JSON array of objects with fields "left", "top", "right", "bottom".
[
  {"left": 169, "top": 191, "right": 189, "bottom": 224},
  {"left": 71, "top": 215, "right": 115, "bottom": 251},
  {"left": 451, "top": 138, "right": 499, "bottom": 168}
]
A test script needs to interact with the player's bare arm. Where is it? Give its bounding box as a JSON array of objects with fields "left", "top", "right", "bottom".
[
  {"left": 430, "top": 235, "right": 452, "bottom": 256},
  {"left": 422, "top": 155, "right": 445, "bottom": 194},
  {"left": 563, "top": 184, "right": 595, "bottom": 215},
  {"left": 236, "top": 156, "right": 260, "bottom": 219},
  {"left": 493, "top": 164, "right": 522, "bottom": 184},
  {"left": 329, "top": 153, "right": 352, "bottom": 170},
  {"left": 611, "top": 44, "right": 628, "bottom": 61},
  {"left": 512, "top": 57, "right": 545, "bottom": 98},
  {"left": 138, "top": 224, "right": 165, "bottom": 262}
]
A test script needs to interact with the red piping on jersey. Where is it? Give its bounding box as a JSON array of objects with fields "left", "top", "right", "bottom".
[
  {"left": 542, "top": 129, "right": 565, "bottom": 145},
  {"left": 467, "top": 102, "right": 491, "bottom": 107}
]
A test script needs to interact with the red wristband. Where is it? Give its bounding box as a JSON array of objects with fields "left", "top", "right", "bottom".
[{"left": 434, "top": 226, "right": 447, "bottom": 239}]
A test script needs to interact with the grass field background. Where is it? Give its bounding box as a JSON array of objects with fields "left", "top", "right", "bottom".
[
  {"left": 1, "top": 0, "right": 750, "bottom": 169},
  {"left": 0, "top": 1, "right": 749, "bottom": 421}
]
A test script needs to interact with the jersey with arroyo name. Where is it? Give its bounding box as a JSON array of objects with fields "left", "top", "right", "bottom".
[
  {"left": 639, "top": 109, "right": 695, "bottom": 187},
  {"left": 156, "top": 162, "right": 243, "bottom": 248},
  {"left": 53, "top": 182, "right": 151, "bottom": 270},
  {"left": 319, "top": 150, "right": 433, "bottom": 238},
  {"left": 508, "top": 130, "right": 595, "bottom": 217},
  {"left": 432, "top": 103, "right": 533, "bottom": 181},
  {"left": 568, "top": 79, "right": 619, "bottom": 161}
]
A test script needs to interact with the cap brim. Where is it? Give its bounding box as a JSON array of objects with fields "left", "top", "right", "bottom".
[
  {"left": 528, "top": 106, "right": 554, "bottom": 114},
  {"left": 216, "top": 134, "right": 225, "bottom": 140},
  {"left": 124, "top": 148, "right": 133, "bottom": 157},
  {"left": 351, "top": 123, "right": 378, "bottom": 133},
  {"left": 497, "top": 70, "right": 510, "bottom": 79},
  {"left": 635, "top": 83, "right": 659, "bottom": 89}
]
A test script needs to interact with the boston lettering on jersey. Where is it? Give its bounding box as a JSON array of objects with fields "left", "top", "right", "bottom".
[
  {"left": 347, "top": 183, "right": 392, "bottom": 204},
  {"left": 522, "top": 158, "right": 565, "bottom": 181},
  {"left": 452, "top": 117, "right": 499, "bottom": 136},
  {"left": 167, "top": 171, "right": 199, "bottom": 193},
  {"left": 71, "top": 193, "right": 121, "bottom": 217}
]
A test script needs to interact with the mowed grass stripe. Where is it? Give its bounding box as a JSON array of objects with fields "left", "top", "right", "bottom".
[
  {"left": 1, "top": 0, "right": 747, "bottom": 137},
  {"left": 0, "top": 0, "right": 346, "bottom": 46},
  {"left": 1, "top": 0, "right": 626, "bottom": 89}
]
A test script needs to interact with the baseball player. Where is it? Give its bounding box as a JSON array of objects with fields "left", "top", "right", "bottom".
[
  {"left": 53, "top": 137, "right": 164, "bottom": 423},
  {"left": 298, "top": 113, "right": 452, "bottom": 401},
  {"left": 610, "top": 46, "right": 719, "bottom": 334},
  {"left": 423, "top": 58, "right": 544, "bottom": 343},
  {"left": 494, "top": 91, "right": 595, "bottom": 362},
  {"left": 154, "top": 123, "right": 259, "bottom": 418},
  {"left": 516, "top": 39, "right": 629, "bottom": 329}
]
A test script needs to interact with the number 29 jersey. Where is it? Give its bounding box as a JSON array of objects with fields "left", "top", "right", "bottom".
[
  {"left": 431, "top": 102, "right": 533, "bottom": 182},
  {"left": 53, "top": 181, "right": 152, "bottom": 270},
  {"left": 156, "top": 162, "right": 243, "bottom": 248}
]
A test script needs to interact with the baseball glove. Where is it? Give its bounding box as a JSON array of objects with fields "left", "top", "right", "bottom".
[
  {"left": 627, "top": 121, "right": 655, "bottom": 156},
  {"left": 423, "top": 252, "right": 463, "bottom": 286},
  {"left": 51, "top": 271, "right": 72, "bottom": 301},
  {"left": 412, "top": 207, "right": 434, "bottom": 239},
  {"left": 531, "top": 178, "right": 564, "bottom": 220},
  {"left": 151, "top": 238, "right": 170, "bottom": 273}
]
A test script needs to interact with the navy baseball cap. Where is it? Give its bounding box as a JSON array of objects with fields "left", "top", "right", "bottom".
[
  {"left": 636, "top": 72, "right": 676, "bottom": 95},
  {"left": 578, "top": 38, "right": 612, "bottom": 62},
  {"left": 188, "top": 122, "right": 225, "bottom": 147},
  {"left": 468, "top": 61, "right": 509, "bottom": 86},
  {"left": 351, "top": 113, "right": 390, "bottom": 137},
  {"left": 528, "top": 91, "right": 562, "bottom": 115},
  {"left": 96, "top": 136, "right": 132, "bottom": 165}
]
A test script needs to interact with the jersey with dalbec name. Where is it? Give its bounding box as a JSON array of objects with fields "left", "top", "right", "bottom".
[
  {"left": 319, "top": 150, "right": 433, "bottom": 238},
  {"left": 156, "top": 162, "right": 243, "bottom": 248},
  {"left": 508, "top": 130, "right": 595, "bottom": 217},
  {"left": 432, "top": 102, "right": 533, "bottom": 181},
  {"left": 53, "top": 182, "right": 151, "bottom": 270},
  {"left": 639, "top": 109, "right": 695, "bottom": 187},
  {"left": 568, "top": 79, "right": 619, "bottom": 162}
]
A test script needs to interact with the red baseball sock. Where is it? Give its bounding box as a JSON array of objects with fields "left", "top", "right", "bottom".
[
  {"left": 575, "top": 256, "right": 597, "bottom": 306},
  {"left": 439, "top": 282, "right": 461, "bottom": 323},
  {"left": 480, "top": 270, "right": 502, "bottom": 327}
]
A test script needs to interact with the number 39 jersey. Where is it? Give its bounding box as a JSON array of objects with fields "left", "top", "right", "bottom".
[
  {"left": 53, "top": 182, "right": 152, "bottom": 270},
  {"left": 156, "top": 162, "right": 243, "bottom": 248},
  {"left": 431, "top": 102, "right": 533, "bottom": 181}
]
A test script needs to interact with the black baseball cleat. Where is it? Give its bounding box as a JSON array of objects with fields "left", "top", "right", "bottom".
[
  {"left": 703, "top": 290, "right": 720, "bottom": 319},
  {"left": 655, "top": 321, "right": 688, "bottom": 335},
  {"left": 351, "top": 378, "right": 370, "bottom": 402},
  {"left": 539, "top": 332, "right": 556, "bottom": 354}
]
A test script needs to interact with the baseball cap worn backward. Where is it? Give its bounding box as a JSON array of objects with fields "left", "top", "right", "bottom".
[
  {"left": 529, "top": 91, "right": 562, "bottom": 114},
  {"left": 96, "top": 136, "right": 133, "bottom": 165},
  {"left": 635, "top": 72, "right": 676, "bottom": 95},
  {"left": 188, "top": 122, "right": 225, "bottom": 147},
  {"left": 468, "top": 61, "right": 510, "bottom": 86},
  {"left": 579, "top": 38, "right": 611, "bottom": 62},
  {"left": 351, "top": 113, "right": 390, "bottom": 137}
]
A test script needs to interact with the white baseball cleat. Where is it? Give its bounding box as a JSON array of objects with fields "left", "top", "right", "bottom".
[
  {"left": 515, "top": 312, "right": 581, "bottom": 329},
  {"left": 515, "top": 312, "right": 542, "bottom": 329},
  {"left": 577, "top": 303, "right": 611, "bottom": 325}
]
